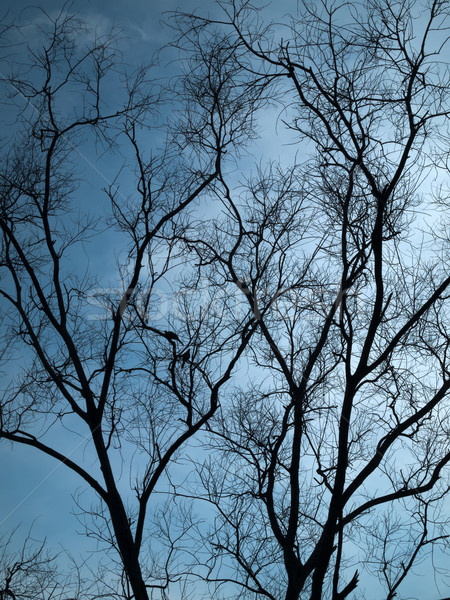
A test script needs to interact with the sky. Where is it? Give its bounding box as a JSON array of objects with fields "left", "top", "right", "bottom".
[
  {"left": 0, "top": 0, "right": 274, "bottom": 592},
  {"left": 1, "top": 1, "right": 450, "bottom": 599},
  {"left": 0, "top": 0, "right": 210, "bottom": 582}
]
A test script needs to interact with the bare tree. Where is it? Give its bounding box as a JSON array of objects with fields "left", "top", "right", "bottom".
[
  {"left": 0, "top": 530, "right": 56, "bottom": 600},
  {"left": 4, "top": 1, "right": 450, "bottom": 599},
  {"left": 166, "top": 0, "right": 450, "bottom": 598},
  {"left": 0, "top": 526, "right": 93, "bottom": 600},
  {"left": 0, "top": 6, "right": 261, "bottom": 600}
]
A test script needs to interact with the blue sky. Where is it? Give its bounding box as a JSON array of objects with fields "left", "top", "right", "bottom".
[
  {"left": 0, "top": 0, "right": 196, "bottom": 574},
  {"left": 1, "top": 1, "right": 450, "bottom": 599},
  {"left": 0, "top": 0, "right": 278, "bottom": 594}
]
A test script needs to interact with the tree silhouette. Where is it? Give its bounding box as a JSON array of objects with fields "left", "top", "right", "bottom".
[
  {"left": 169, "top": 0, "right": 450, "bottom": 598},
  {"left": 2, "top": 1, "right": 450, "bottom": 599},
  {"left": 0, "top": 6, "right": 260, "bottom": 599}
]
